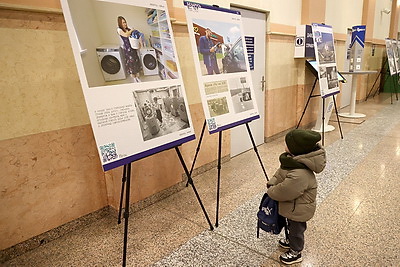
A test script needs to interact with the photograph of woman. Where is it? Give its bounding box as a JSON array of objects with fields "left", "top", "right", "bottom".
[{"left": 117, "top": 16, "right": 142, "bottom": 82}]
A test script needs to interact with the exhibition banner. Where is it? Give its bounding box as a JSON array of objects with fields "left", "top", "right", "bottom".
[
  {"left": 61, "top": 0, "right": 195, "bottom": 171},
  {"left": 184, "top": 1, "right": 259, "bottom": 133},
  {"left": 349, "top": 25, "right": 366, "bottom": 71},
  {"left": 311, "top": 23, "right": 340, "bottom": 98},
  {"left": 385, "top": 38, "right": 397, "bottom": 76}
]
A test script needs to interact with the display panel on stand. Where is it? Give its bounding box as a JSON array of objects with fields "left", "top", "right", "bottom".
[
  {"left": 61, "top": 0, "right": 195, "bottom": 171},
  {"left": 184, "top": 1, "right": 259, "bottom": 133},
  {"left": 391, "top": 39, "right": 400, "bottom": 74},
  {"left": 349, "top": 25, "right": 366, "bottom": 72},
  {"left": 385, "top": 38, "right": 397, "bottom": 76},
  {"left": 311, "top": 23, "right": 340, "bottom": 98}
]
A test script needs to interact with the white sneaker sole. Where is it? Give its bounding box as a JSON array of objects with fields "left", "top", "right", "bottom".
[{"left": 280, "top": 257, "right": 303, "bottom": 265}]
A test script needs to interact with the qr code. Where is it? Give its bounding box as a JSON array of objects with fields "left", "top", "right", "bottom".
[
  {"left": 207, "top": 118, "right": 217, "bottom": 131},
  {"left": 100, "top": 143, "right": 118, "bottom": 163}
]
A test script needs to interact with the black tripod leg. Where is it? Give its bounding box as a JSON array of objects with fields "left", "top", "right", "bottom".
[
  {"left": 245, "top": 123, "right": 268, "bottom": 181},
  {"left": 215, "top": 131, "right": 222, "bottom": 227},
  {"left": 297, "top": 77, "right": 318, "bottom": 129},
  {"left": 365, "top": 69, "right": 383, "bottom": 100},
  {"left": 118, "top": 164, "right": 127, "bottom": 224},
  {"left": 186, "top": 120, "right": 207, "bottom": 187},
  {"left": 322, "top": 97, "right": 325, "bottom": 146},
  {"left": 373, "top": 70, "right": 389, "bottom": 98},
  {"left": 175, "top": 147, "right": 214, "bottom": 231},
  {"left": 390, "top": 75, "right": 395, "bottom": 104},
  {"left": 332, "top": 95, "right": 343, "bottom": 139},
  {"left": 122, "top": 163, "right": 132, "bottom": 267}
]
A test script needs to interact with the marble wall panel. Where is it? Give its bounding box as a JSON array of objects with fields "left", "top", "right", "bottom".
[
  {"left": 267, "top": 35, "right": 299, "bottom": 90},
  {"left": 265, "top": 82, "right": 320, "bottom": 138},
  {"left": 0, "top": 26, "right": 89, "bottom": 141},
  {"left": 0, "top": 125, "right": 107, "bottom": 250}
]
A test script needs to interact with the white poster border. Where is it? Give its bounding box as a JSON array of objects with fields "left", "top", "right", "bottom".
[
  {"left": 61, "top": 0, "right": 195, "bottom": 171},
  {"left": 184, "top": 1, "right": 260, "bottom": 134},
  {"left": 311, "top": 23, "right": 340, "bottom": 98}
]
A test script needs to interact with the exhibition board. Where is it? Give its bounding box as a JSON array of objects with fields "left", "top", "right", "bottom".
[
  {"left": 184, "top": 1, "right": 260, "bottom": 134},
  {"left": 61, "top": 0, "right": 195, "bottom": 171},
  {"left": 311, "top": 23, "right": 340, "bottom": 98}
]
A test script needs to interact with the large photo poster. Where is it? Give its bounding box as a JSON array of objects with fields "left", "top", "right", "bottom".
[
  {"left": 385, "top": 38, "right": 397, "bottom": 76},
  {"left": 61, "top": 0, "right": 195, "bottom": 171},
  {"left": 311, "top": 23, "right": 340, "bottom": 98},
  {"left": 184, "top": 1, "right": 259, "bottom": 133}
]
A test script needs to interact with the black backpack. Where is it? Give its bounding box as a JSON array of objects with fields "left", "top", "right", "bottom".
[{"left": 256, "top": 192, "right": 286, "bottom": 237}]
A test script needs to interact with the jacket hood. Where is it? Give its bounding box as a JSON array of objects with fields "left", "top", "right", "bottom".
[{"left": 292, "top": 144, "right": 326, "bottom": 173}]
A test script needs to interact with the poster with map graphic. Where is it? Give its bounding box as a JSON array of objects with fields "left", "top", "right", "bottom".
[
  {"left": 184, "top": 1, "right": 259, "bottom": 133},
  {"left": 61, "top": 0, "right": 195, "bottom": 171}
]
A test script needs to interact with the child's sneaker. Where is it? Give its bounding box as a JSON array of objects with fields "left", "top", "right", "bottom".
[
  {"left": 278, "top": 238, "right": 290, "bottom": 249},
  {"left": 280, "top": 249, "right": 302, "bottom": 265}
]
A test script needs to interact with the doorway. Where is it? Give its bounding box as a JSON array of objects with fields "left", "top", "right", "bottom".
[{"left": 229, "top": 6, "right": 267, "bottom": 157}]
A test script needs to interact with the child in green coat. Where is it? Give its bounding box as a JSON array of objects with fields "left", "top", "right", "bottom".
[{"left": 267, "top": 129, "right": 326, "bottom": 265}]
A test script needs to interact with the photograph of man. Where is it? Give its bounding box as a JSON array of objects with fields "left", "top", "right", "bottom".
[{"left": 199, "top": 28, "right": 221, "bottom": 75}]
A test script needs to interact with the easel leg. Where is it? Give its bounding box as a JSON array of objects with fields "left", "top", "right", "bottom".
[
  {"left": 390, "top": 75, "right": 395, "bottom": 104},
  {"left": 365, "top": 71, "right": 382, "bottom": 101},
  {"left": 215, "top": 131, "right": 222, "bottom": 227},
  {"left": 373, "top": 71, "right": 389, "bottom": 98},
  {"left": 186, "top": 120, "right": 207, "bottom": 187},
  {"left": 366, "top": 57, "right": 387, "bottom": 101},
  {"left": 122, "top": 163, "right": 132, "bottom": 267},
  {"left": 391, "top": 75, "right": 397, "bottom": 101},
  {"left": 297, "top": 77, "right": 318, "bottom": 129},
  {"left": 175, "top": 147, "right": 214, "bottom": 231},
  {"left": 118, "top": 165, "right": 128, "bottom": 224},
  {"left": 245, "top": 123, "right": 269, "bottom": 180},
  {"left": 332, "top": 95, "right": 343, "bottom": 139},
  {"left": 322, "top": 97, "right": 325, "bottom": 146}
]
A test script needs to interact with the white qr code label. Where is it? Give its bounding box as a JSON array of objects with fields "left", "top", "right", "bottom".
[{"left": 100, "top": 143, "right": 118, "bottom": 163}]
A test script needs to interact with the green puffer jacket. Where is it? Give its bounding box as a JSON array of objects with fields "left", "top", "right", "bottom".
[{"left": 267, "top": 144, "right": 326, "bottom": 222}]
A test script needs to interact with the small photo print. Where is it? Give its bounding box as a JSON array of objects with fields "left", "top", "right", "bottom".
[
  {"left": 133, "top": 85, "right": 190, "bottom": 141},
  {"left": 326, "top": 66, "right": 339, "bottom": 89},
  {"left": 319, "top": 67, "right": 327, "bottom": 78},
  {"left": 228, "top": 76, "right": 254, "bottom": 113},
  {"left": 207, "top": 97, "right": 229, "bottom": 117},
  {"left": 204, "top": 80, "right": 229, "bottom": 95}
]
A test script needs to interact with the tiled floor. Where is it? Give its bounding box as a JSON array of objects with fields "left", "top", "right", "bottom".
[{"left": 3, "top": 93, "right": 400, "bottom": 266}]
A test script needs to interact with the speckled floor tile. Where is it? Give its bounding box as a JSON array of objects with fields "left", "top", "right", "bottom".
[
  {"left": 4, "top": 93, "right": 400, "bottom": 267},
  {"left": 4, "top": 204, "right": 204, "bottom": 267},
  {"left": 152, "top": 230, "right": 272, "bottom": 267},
  {"left": 152, "top": 95, "right": 400, "bottom": 266}
]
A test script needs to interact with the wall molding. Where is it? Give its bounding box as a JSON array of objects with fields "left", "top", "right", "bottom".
[{"left": 0, "top": 3, "right": 62, "bottom": 14}]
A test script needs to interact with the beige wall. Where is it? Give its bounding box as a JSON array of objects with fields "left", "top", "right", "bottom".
[
  {"left": 374, "top": 0, "right": 391, "bottom": 40},
  {"left": 0, "top": 0, "right": 391, "bottom": 250},
  {"left": 325, "top": 0, "right": 363, "bottom": 34}
]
